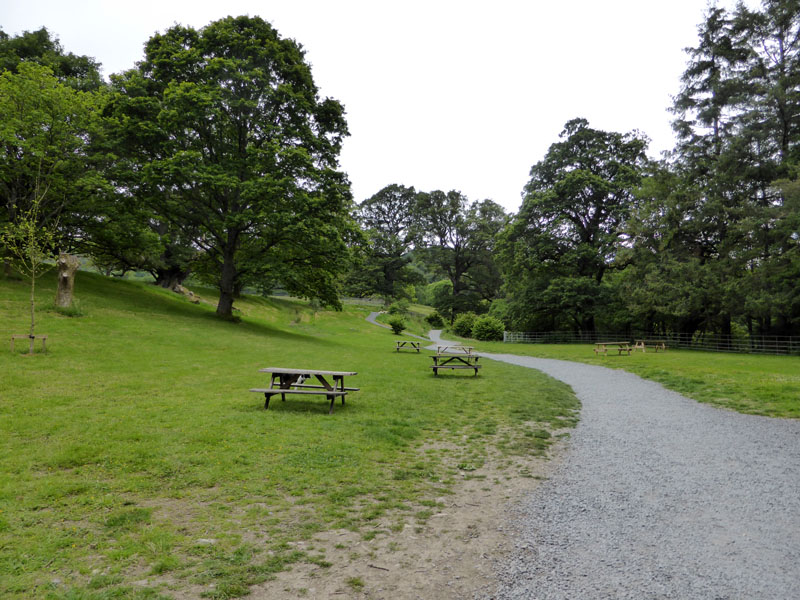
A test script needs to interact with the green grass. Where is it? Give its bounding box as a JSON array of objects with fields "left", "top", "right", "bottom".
[
  {"left": 471, "top": 340, "right": 800, "bottom": 419},
  {"left": 375, "top": 305, "right": 435, "bottom": 338},
  {"left": 0, "top": 271, "right": 578, "bottom": 599}
]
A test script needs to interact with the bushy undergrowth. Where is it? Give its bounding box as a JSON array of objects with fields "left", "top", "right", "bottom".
[
  {"left": 452, "top": 312, "right": 478, "bottom": 337},
  {"left": 388, "top": 315, "right": 407, "bottom": 334},
  {"left": 424, "top": 311, "right": 445, "bottom": 328},
  {"left": 472, "top": 315, "right": 504, "bottom": 341}
]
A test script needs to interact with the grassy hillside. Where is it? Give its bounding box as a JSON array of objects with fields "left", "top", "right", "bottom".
[{"left": 0, "top": 271, "right": 578, "bottom": 599}]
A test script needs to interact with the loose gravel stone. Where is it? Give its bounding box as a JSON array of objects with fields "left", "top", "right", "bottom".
[{"left": 426, "top": 334, "right": 800, "bottom": 600}]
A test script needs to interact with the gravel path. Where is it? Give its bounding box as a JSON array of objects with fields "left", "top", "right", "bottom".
[{"left": 425, "top": 332, "right": 800, "bottom": 599}]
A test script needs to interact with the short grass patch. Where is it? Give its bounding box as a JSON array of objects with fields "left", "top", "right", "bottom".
[
  {"left": 473, "top": 341, "right": 800, "bottom": 419},
  {"left": 0, "top": 271, "right": 578, "bottom": 598}
]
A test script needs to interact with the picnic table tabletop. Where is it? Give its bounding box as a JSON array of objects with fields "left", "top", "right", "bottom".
[
  {"left": 436, "top": 345, "right": 474, "bottom": 354},
  {"left": 258, "top": 367, "right": 357, "bottom": 376}
]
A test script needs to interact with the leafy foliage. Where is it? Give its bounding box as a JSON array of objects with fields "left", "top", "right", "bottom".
[
  {"left": 103, "top": 16, "right": 355, "bottom": 318},
  {"left": 387, "top": 299, "right": 410, "bottom": 315},
  {"left": 452, "top": 312, "right": 478, "bottom": 338},
  {"left": 0, "top": 26, "right": 103, "bottom": 91},
  {"left": 387, "top": 315, "right": 407, "bottom": 334},
  {"left": 0, "top": 62, "right": 102, "bottom": 253},
  {"left": 424, "top": 312, "right": 445, "bottom": 328},
  {"left": 471, "top": 315, "right": 505, "bottom": 341},
  {"left": 346, "top": 184, "right": 423, "bottom": 301},
  {"left": 416, "top": 192, "right": 507, "bottom": 318},
  {"left": 499, "top": 118, "right": 648, "bottom": 331}
]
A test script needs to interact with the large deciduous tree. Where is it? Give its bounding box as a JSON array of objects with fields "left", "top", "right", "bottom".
[
  {"left": 346, "top": 184, "right": 422, "bottom": 301},
  {"left": 0, "top": 62, "right": 102, "bottom": 269},
  {"left": 416, "top": 191, "right": 506, "bottom": 319},
  {"left": 499, "top": 118, "right": 648, "bottom": 332},
  {"left": 105, "top": 16, "right": 354, "bottom": 318},
  {"left": 0, "top": 27, "right": 104, "bottom": 306}
]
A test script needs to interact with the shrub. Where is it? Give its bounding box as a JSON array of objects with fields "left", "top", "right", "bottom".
[
  {"left": 424, "top": 312, "right": 445, "bottom": 328},
  {"left": 387, "top": 316, "right": 406, "bottom": 334},
  {"left": 471, "top": 315, "right": 504, "bottom": 341},
  {"left": 387, "top": 299, "right": 410, "bottom": 315},
  {"left": 452, "top": 312, "right": 478, "bottom": 338}
]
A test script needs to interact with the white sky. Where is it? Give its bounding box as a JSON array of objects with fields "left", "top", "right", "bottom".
[{"left": 1, "top": 0, "right": 746, "bottom": 212}]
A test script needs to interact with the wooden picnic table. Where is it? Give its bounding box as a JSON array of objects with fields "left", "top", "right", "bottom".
[
  {"left": 250, "top": 367, "right": 358, "bottom": 414},
  {"left": 430, "top": 353, "right": 481, "bottom": 376},
  {"left": 396, "top": 340, "right": 421, "bottom": 352},
  {"left": 594, "top": 341, "right": 632, "bottom": 356},
  {"left": 436, "top": 345, "right": 474, "bottom": 355},
  {"left": 633, "top": 340, "right": 668, "bottom": 352}
]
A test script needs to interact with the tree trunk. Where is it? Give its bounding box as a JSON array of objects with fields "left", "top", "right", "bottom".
[
  {"left": 216, "top": 246, "right": 238, "bottom": 319},
  {"left": 30, "top": 263, "right": 36, "bottom": 339},
  {"left": 155, "top": 267, "right": 190, "bottom": 291},
  {"left": 55, "top": 253, "right": 80, "bottom": 308}
]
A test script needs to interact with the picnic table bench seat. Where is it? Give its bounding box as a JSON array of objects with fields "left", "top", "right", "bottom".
[
  {"left": 395, "top": 340, "right": 421, "bottom": 352},
  {"left": 430, "top": 353, "right": 481, "bottom": 376},
  {"left": 249, "top": 387, "right": 348, "bottom": 412}
]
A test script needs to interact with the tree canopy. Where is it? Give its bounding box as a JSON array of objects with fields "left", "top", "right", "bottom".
[
  {"left": 103, "top": 16, "right": 355, "bottom": 317},
  {"left": 499, "top": 118, "right": 649, "bottom": 331}
]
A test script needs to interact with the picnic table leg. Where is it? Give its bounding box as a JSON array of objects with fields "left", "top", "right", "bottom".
[
  {"left": 335, "top": 376, "right": 346, "bottom": 405},
  {"left": 263, "top": 392, "right": 272, "bottom": 410},
  {"left": 328, "top": 395, "right": 335, "bottom": 414}
]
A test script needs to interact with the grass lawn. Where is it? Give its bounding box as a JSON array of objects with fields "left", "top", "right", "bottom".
[
  {"left": 0, "top": 272, "right": 578, "bottom": 599},
  {"left": 471, "top": 340, "right": 800, "bottom": 419},
  {"left": 374, "top": 305, "right": 433, "bottom": 338}
]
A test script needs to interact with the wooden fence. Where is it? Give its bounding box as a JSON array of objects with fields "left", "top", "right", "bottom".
[{"left": 502, "top": 331, "right": 800, "bottom": 355}]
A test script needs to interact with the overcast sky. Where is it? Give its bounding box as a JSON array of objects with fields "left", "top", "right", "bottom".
[{"left": 1, "top": 1, "right": 746, "bottom": 212}]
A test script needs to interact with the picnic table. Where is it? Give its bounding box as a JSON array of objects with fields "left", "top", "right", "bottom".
[
  {"left": 250, "top": 367, "right": 358, "bottom": 414},
  {"left": 395, "top": 340, "right": 421, "bottom": 352},
  {"left": 436, "top": 345, "right": 474, "bottom": 355},
  {"left": 633, "top": 340, "right": 668, "bottom": 352},
  {"left": 430, "top": 353, "right": 481, "bottom": 376},
  {"left": 594, "top": 341, "right": 632, "bottom": 356}
]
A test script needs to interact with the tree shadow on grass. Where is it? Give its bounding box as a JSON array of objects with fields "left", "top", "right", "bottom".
[{"left": 74, "top": 271, "right": 337, "bottom": 346}]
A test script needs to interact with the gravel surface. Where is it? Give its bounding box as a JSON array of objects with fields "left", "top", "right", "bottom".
[{"left": 426, "top": 333, "right": 800, "bottom": 600}]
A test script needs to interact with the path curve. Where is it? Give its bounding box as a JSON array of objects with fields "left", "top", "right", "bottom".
[
  {"left": 425, "top": 332, "right": 800, "bottom": 599},
  {"left": 366, "top": 311, "right": 391, "bottom": 329},
  {"left": 366, "top": 311, "right": 430, "bottom": 341}
]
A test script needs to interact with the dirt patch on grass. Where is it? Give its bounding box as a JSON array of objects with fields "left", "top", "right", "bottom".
[{"left": 244, "top": 436, "right": 569, "bottom": 599}]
